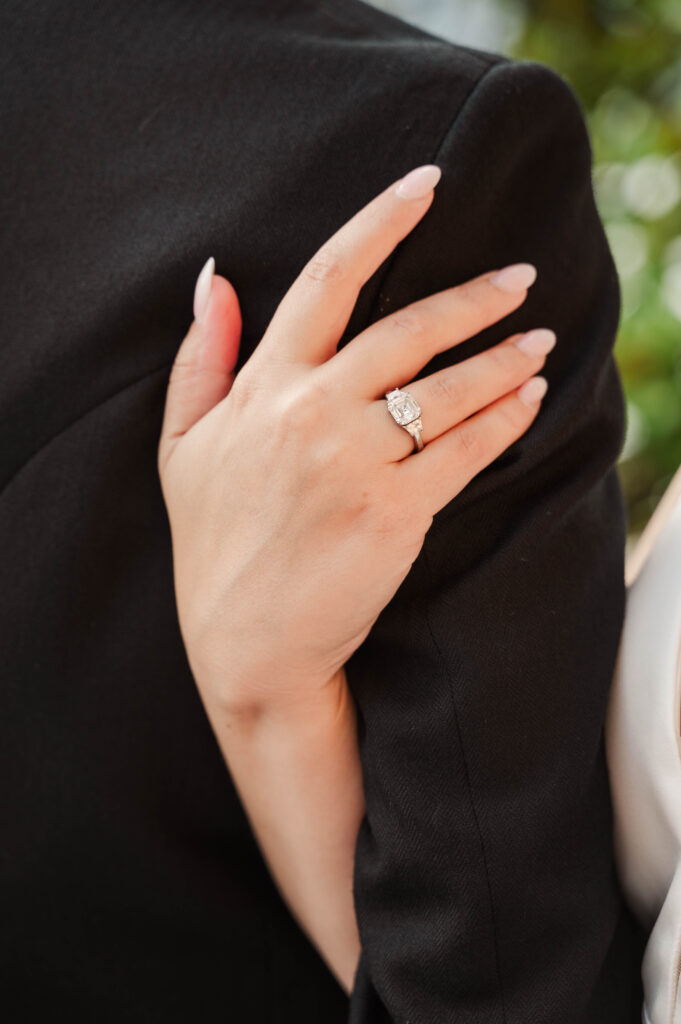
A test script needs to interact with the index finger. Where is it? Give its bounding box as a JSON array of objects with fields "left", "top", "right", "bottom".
[{"left": 259, "top": 164, "right": 442, "bottom": 366}]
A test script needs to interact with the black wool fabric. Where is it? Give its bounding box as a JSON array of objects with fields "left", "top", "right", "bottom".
[{"left": 1, "top": 1, "right": 647, "bottom": 1021}]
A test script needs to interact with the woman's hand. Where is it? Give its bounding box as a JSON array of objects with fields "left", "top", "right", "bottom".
[{"left": 157, "top": 163, "right": 555, "bottom": 718}]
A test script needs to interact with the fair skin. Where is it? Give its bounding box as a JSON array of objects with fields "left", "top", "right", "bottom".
[{"left": 157, "top": 164, "right": 556, "bottom": 994}]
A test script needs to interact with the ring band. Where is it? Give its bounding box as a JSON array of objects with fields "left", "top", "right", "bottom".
[{"left": 385, "top": 387, "right": 424, "bottom": 453}]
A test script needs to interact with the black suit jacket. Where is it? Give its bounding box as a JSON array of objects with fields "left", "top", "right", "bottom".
[{"left": 1, "top": 0, "right": 647, "bottom": 1020}]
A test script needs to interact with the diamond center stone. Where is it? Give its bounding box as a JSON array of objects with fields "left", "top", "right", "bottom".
[{"left": 389, "top": 393, "right": 420, "bottom": 425}]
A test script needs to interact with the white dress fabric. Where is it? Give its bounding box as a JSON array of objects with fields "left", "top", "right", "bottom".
[{"left": 606, "top": 465, "right": 681, "bottom": 1024}]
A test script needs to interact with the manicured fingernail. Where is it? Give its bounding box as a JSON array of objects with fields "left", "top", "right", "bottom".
[
  {"left": 395, "top": 165, "right": 442, "bottom": 200},
  {"left": 518, "top": 375, "right": 548, "bottom": 406},
  {"left": 193, "top": 256, "right": 215, "bottom": 323},
  {"left": 515, "top": 328, "right": 557, "bottom": 356},
  {"left": 489, "top": 263, "right": 537, "bottom": 293}
]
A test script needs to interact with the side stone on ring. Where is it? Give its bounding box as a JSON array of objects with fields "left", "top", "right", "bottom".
[{"left": 385, "top": 387, "right": 424, "bottom": 453}]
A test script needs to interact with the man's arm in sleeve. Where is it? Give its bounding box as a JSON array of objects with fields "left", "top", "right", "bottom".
[{"left": 344, "top": 58, "right": 646, "bottom": 1024}]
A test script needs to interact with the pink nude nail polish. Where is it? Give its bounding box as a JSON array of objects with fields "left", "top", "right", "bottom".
[
  {"left": 193, "top": 256, "right": 215, "bottom": 322},
  {"left": 518, "top": 375, "right": 548, "bottom": 406},
  {"left": 515, "top": 328, "right": 557, "bottom": 356},
  {"left": 395, "top": 165, "right": 442, "bottom": 200},
  {"left": 489, "top": 262, "right": 537, "bottom": 293}
]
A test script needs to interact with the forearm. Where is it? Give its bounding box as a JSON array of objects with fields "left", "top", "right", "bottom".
[{"left": 197, "top": 669, "right": 365, "bottom": 994}]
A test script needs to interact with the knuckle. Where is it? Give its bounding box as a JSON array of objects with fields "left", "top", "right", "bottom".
[
  {"left": 298, "top": 435, "right": 344, "bottom": 493},
  {"left": 347, "top": 485, "right": 374, "bottom": 523},
  {"left": 367, "top": 498, "right": 408, "bottom": 539},
  {"left": 485, "top": 343, "right": 512, "bottom": 373},
  {"left": 314, "top": 432, "right": 347, "bottom": 474},
  {"left": 457, "top": 278, "right": 487, "bottom": 311},
  {"left": 456, "top": 421, "right": 484, "bottom": 462},
  {"left": 349, "top": 478, "right": 399, "bottom": 537},
  {"left": 229, "top": 368, "right": 263, "bottom": 410},
  {"left": 278, "top": 379, "right": 331, "bottom": 436},
  {"left": 389, "top": 307, "right": 428, "bottom": 341},
  {"left": 500, "top": 394, "right": 530, "bottom": 433},
  {"left": 303, "top": 245, "right": 347, "bottom": 283},
  {"left": 390, "top": 485, "right": 432, "bottom": 543},
  {"left": 168, "top": 356, "right": 205, "bottom": 389},
  {"left": 353, "top": 474, "right": 425, "bottom": 550},
  {"left": 428, "top": 371, "right": 463, "bottom": 407}
]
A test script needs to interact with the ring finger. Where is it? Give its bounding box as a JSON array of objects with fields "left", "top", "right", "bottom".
[{"left": 368, "top": 326, "right": 557, "bottom": 461}]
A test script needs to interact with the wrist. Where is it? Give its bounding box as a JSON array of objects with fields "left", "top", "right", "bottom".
[{"left": 196, "top": 664, "right": 351, "bottom": 733}]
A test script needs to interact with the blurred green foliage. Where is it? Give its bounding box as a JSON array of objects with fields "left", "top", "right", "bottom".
[{"left": 507, "top": 0, "right": 681, "bottom": 540}]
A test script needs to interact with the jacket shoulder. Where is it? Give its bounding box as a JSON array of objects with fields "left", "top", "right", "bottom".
[{"left": 295, "top": 2, "right": 590, "bottom": 157}]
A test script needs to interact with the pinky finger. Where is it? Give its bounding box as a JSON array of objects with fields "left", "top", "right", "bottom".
[{"left": 402, "top": 375, "right": 548, "bottom": 518}]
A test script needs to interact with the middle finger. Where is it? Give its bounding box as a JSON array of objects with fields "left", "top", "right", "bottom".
[{"left": 328, "top": 262, "right": 537, "bottom": 400}]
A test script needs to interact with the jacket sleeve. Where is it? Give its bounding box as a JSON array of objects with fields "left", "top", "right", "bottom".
[{"left": 344, "top": 58, "right": 645, "bottom": 1024}]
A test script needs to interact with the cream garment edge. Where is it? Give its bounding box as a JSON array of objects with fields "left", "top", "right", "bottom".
[{"left": 606, "top": 460, "right": 681, "bottom": 1024}]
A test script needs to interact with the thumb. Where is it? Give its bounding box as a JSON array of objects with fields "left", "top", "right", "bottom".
[{"left": 158, "top": 257, "right": 242, "bottom": 468}]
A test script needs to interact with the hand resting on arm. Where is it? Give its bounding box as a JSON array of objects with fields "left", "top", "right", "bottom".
[{"left": 156, "top": 164, "right": 555, "bottom": 993}]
